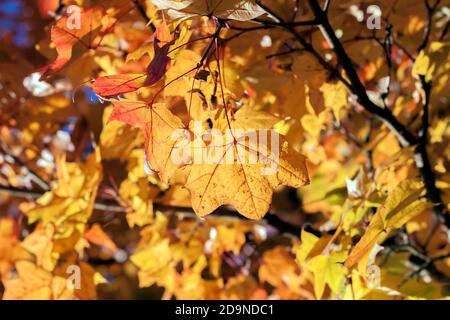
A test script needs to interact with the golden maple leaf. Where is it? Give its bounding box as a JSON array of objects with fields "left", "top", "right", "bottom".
[
  {"left": 26, "top": 149, "right": 103, "bottom": 240},
  {"left": 185, "top": 107, "right": 309, "bottom": 219},
  {"left": 2, "top": 261, "right": 76, "bottom": 300}
]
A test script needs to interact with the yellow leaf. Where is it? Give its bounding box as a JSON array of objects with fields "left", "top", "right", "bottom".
[
  {"left": 100, "top": 106, "right": 143, "bottom": 160},
  {"left": 186, "top": 109, "right": 309, "bottom": 219},
  {"left": 26, "top": 149, "right": 103, "bottom": 241},
  {"left": 306, "top": 251, "right": 348, "bottom": 300},
  {"left": 0, "top": 218, "right": 20, "bottom": 279},
  {"left": 2, "top": 261, "right": 76, "bottom": 300},
  {"left": 109, "top": 100, "right": 186, "bottom": 183},
  {"left": 413, "top": 42, "right": 450, "bottom": 82},
  {"left": 320, "top": 81, "right": 348, "bottom": 124},
  {"left": 21, "top": 223, "right": 57, "bottom": 272},
  {"left": 346, "top": 179, "right": 429, "bottom": 269},
  {"left": 294, "top": 230, "right": 319, "bottom": 265}
]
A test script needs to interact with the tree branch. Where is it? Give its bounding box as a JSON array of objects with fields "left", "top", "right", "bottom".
[
  {"left": 0, "top": 141, "right": 49, "bottom": 191},
  {"left": 255, "top": 1, "right": 352, "bottom": 88},
  {"left": 304, "top": 0, "right": 448, "bottom": 227},
  {"left": 414, "top": 0, "right": 449, "bottom": 226},
  {"left": 224, "top": 0, "right": 449, "bottom": 229},
  {"left": 0, "top": 185, "right": 302, "bottom": 236},
  {"left": 439, "top": 18, "right": 450, "bottom": 41},
  {"left": 307, "top": 0, "right": 417, "bottom": 146},
  {"left": 398, "top": 252, "right": 450, "bottom": 288},
  {"left": 416, "top": 77, "right": 449, "bottom": 226}
]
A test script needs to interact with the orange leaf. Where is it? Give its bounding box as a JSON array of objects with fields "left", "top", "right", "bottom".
[
  {"left": 38, "top": 0, "right": 59, "bottom": 17},
  {"left": 155, "top": 21, "right": 173, "bottom": 47},
  {"left": 90, "top": 74, "right": 147, "bottom": 97},
  {"left": 84, "top": 224, "right": 117, "bottom": 253},
  {"left": 109, "top": 99, "right": 186, "bottom": 183},
  {"left": 39, "top": 6, "right": 104, "bottom": 79},
  {"left": 109, "top": 99, "right": 148, "bottom": 126}
]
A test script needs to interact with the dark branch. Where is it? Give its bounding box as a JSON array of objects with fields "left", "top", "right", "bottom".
[
  {"left": 417, "top": 0, "right": 441, "bottom": 52},
  {"left": 307, "top": 0, "right": 417, "bottom": 147},
  {"left": 304, "top": 0, "right": 448, "bottom": 227},
  {"left": 416, "top": 77, "right": 449, "bottom": 226},
  {"left": 224, "top": 0, "right": 449, "bottom": 230},
  {"left": 398, "top": 252, "right": 450, "bottom": 288},
  {"left": 0, "top": 185, "right": 302, "bottom": 236}
]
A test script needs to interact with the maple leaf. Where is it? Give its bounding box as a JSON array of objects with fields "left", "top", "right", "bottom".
[
  {"left": 84, "top": 224, "right": 118, "bottom": 253},
  {"left": 90, "top": 74, "right": 147, "bottom": 97},
  {"left": 131, "top": 237, "right": 174, "bottom": 288},
  {"left": 185, "top": 108, "right": 310, "bottom": 219},
  {"left": 2, "top": 261, "right": 76, "bottom": 300},
  {"left": 151, "top": 0, "right": 267, "bottom": 21},
  {"left": 25, "top": 149, "right": 103, "bottom": 240},
  {"left": 144, "top": 44, "right": 172, "bottom": 86},
  {"left": 5, "top": 0, "right": 450, "bottom": 301},
  {"left": 413, "top": 41, "right": 450, "bottom": 82},
  {"left": 110, "top": 99, "right": 309, "bottom": 219},
  {"left": 39, "top": 6, "right": 104, "bottom": 80},
  {"left": 294, "top": 230, "right": 334, "bottom": 260},
  {"left": 2, "top": 259, "right": 104, "bottom": 300},
  {"left": 0, "top": 218, "right": 20, "bottom": 279},
  {"left": 155, "top": 20, "right": 174, "bottom": 47},
  {"left": 100, "top": 106, "right": 144, "bottom": 160},
  {"left": 306, "top": 251, "right": 348, "bottom": 300},
  {"left": 345, "top": 179, "right": 430, "bottom": 269},
  {"left": 120, "top": 178, "right": 156, "bottom": 228},
  {"left": 108, "top": 99, "right": 186, "bottom": 183},
  {"left": 130, "top": 212, "right": 176, "bottom": 289},
  {"left": 90, "top": 44, "right": 171, "bottom": 97},
  {"left": 20, "top": 223, "right": 57, "bottom": 272},
  {"left": 259, "top": 246, "right": 308, "bottom": 297},
  {"left": 320, "top": 81, "right": 348, "bottom": 124}
]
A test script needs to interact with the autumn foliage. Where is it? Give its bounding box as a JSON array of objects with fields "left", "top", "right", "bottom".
[{"left": 0, "top": 0, "right": 450, "bottom": 300}]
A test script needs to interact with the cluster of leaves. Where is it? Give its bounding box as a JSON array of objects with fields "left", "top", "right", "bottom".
[{"left": 0, "top": 0, "right": 450, "bottom": 300}]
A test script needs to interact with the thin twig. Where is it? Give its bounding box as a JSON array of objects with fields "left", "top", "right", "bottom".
[
  {"left": 0, "top": 141, "right": 49, "bottom": 191},
  {"left": 417, "top": 0, "right": 441, "bottom": 52},
  {"left": 302, "top": 0, "right": 448, "bottom": 228},
  {"left": 398, "top": 252, "right": 450, "bottom": 288}
]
